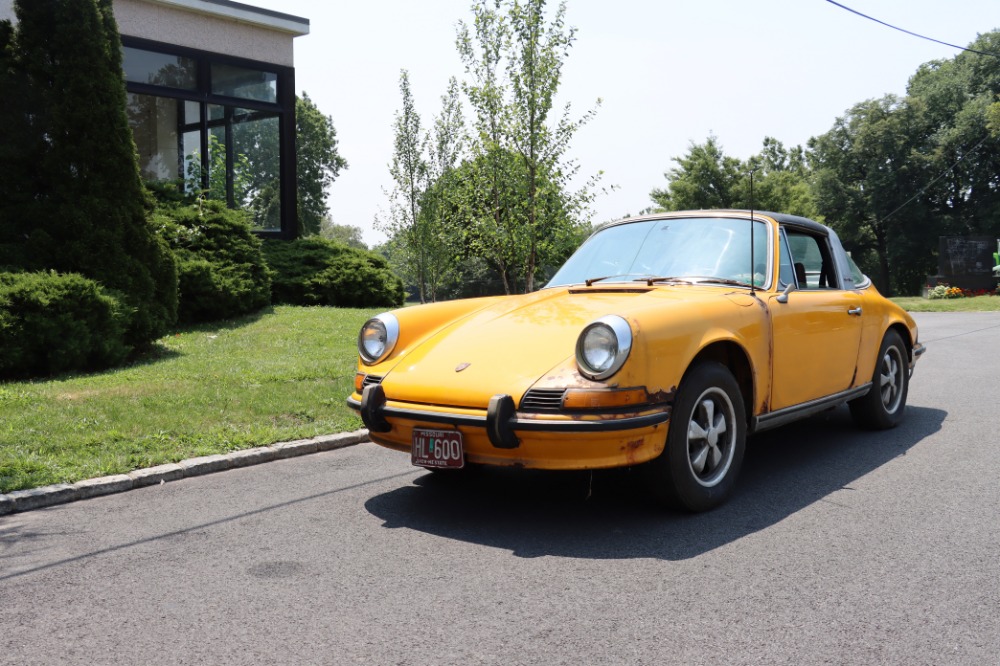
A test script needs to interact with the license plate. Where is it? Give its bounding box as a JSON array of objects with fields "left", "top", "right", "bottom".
[{"left": 411, "top": 428, "right": 464, "bottom": 469}]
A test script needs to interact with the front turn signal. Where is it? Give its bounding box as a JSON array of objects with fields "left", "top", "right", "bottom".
[{"left": 562, "top": 387, "right": 651, "bottom": 410}]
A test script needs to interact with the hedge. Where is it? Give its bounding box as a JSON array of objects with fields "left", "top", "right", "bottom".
[
  {"left": 263, "top": 238, "right": 405, "bottom": 308},
  {"left": 154, "top": 200, "right": 271, "bottom": 323},
  {"left": 0, "top": 271, "right": 129, "bottom": 378}
]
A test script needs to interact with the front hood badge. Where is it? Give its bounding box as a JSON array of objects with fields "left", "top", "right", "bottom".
[{"left": 455, "top": 362, "right": 471, "bottom": 373}]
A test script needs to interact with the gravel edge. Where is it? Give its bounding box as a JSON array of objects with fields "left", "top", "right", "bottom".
[{"left": 0, "top": 429, "right": 370, "bottom": 516}]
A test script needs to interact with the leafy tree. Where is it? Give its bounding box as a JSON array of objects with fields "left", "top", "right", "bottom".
[
  {"left": 415, "top": 77, "right": 465, "bottom": 301},
  {"left": 457, "top": 0, "right": 598, "bottom": 293},
  {"left": 650, "top": 135, "right": 744, "bottom": 211},
  {"left": 742, "top": 138, "right": 818, "bottom": 219},
  {"left": 905, "top": 33, "right": 1000, "bottom": 238},
  {"left": 320, "top": 219, "right": 368, "bottom": 249},
  {"left": 0, "top": 0, "right": 177, "bottom": 347},
  {"left": 296, "top": 93, "right": 348, "bottom": 236},
  {"left": 651, "top": 135, "right": 816, "bottom": 218},
  {"left": 809, "top": 31, "right": 1000, "bottom": 295},
  {"left": 987, "top": 100, "right": 1000, "bottom": 138},
  {"left": 809, "top": 96, "right": 936, "bottom": 295},
  {"left": 379, "top": 70, "right": 433, "bottom": 302}
]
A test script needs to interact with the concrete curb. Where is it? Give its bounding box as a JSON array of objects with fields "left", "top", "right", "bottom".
[{"left": 0, "top": 429, "right": 369, "bottom": 516}]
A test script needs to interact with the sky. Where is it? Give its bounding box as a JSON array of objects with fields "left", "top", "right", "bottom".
[{"left": 247, "top": 0, "right": 1000, "bottom": 245}]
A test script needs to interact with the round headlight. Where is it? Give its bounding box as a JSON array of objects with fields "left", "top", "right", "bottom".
[
  {"left": 576, "top": 315, "right": 632, "bottom": 380},
  {"left": 358, "top": 313, "right": 399, "bottom": 365}
]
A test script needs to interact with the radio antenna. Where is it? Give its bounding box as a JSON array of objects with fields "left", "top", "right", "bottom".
[{"left": 749, "top": 169, "right": 757, "bottom": 296}]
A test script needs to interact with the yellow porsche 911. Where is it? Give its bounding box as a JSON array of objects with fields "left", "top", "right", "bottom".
[{"left": 348, "top": 210, "right": 925, "bottom": 511}]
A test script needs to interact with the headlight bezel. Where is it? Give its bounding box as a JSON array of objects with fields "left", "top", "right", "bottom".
[
  {"left": 358, "top": 312, "right": 400, "bottom": 365},
  {"left": 575, "top": 315, "right": 633, "bottom": 381}
]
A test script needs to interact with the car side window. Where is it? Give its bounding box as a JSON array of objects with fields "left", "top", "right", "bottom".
[
  {"left": 777, "top": 229, "right": 797, "bottom": 288},
  {"left": 784, "top": 230, "right": 840, "bottom": 290}
]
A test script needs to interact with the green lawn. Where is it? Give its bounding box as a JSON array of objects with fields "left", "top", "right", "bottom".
[
  {"left": 0, "top": 306, "right": 375, "bottom": 493},
  {"left": 891, "top": 296, "right": 1000, "bottom": 312}
]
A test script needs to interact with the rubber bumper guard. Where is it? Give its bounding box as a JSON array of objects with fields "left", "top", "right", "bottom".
[{"left": 359, "top": 385, "right": 521, "bottom": 449}]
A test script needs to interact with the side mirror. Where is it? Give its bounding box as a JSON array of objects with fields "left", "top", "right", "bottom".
[{"left": 776, "top": 281, "right": 796, "bottom": 304}]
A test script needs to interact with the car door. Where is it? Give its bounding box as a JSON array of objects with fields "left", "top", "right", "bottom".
[{"left": 768, "top": 227, "right": 864, "bottom": 411}]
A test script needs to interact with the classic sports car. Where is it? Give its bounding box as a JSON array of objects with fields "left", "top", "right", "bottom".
[{"left": 348, "top": 210, "right": 925, "bottom": 511}]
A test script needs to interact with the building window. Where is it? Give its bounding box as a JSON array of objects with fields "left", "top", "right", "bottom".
[
  {"left": 122, "top": 38, "right": 296, "bottom": 237},
  {"left": 211, "top": 63, "right": 278, "bottom": 103},
  {"left": 122, "top": 46, "right": 197, "bottom": 90}
]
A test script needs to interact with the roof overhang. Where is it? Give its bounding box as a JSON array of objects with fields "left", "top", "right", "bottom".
[{"left": 138, "top": 0, "right": 309, "bottom": 36}]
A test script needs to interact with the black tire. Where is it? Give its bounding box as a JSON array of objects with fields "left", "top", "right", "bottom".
[
  {"left": 646, "top": 361, "right": 747, "bottom": 512},
  {"left": 849, "top": 329, "right": 909, "bottom": 430}
]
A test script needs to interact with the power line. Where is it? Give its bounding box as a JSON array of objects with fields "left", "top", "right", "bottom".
[
  {"left": 879, "top": 133, "right": 991, "bottom": 225},
  {"left": 824, "top": 0, "right": 1000, "bottom": 59}
]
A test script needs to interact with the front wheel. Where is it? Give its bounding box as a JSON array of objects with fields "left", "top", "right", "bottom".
[
  {"left": 646, "top": 361, "right": 747, "bottom": 512},
  {"left": 849, "top": 329, "right": 909, "bottom": 430}
]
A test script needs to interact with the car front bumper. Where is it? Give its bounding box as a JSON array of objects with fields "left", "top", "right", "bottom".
[{"left": 347, "top": 384, "right": 672, "bottom": 470}]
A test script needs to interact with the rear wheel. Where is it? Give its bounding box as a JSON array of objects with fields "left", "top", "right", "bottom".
[
  {"left": 849, "top": 330, "right": 909, "bottom": 430},
  {"left": 647, "top": 361, "right": 746, "bottom": 512}
]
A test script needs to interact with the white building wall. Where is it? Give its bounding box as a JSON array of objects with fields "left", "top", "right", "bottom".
[
  {"left": 114, "top": 0, "right": 296, "bottom": 66},
  {"left": 0, "top": 0, "right": 306, "bottom": 67}
]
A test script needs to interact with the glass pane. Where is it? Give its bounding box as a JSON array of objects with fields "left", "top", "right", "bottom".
[
  {"left": 184, "top": 100, "right": 201, "bottom": 124},
  {"left": 182, "top": 130, "right": 202, "bottom": 195},
  {"left": 123, "top": 46, "right": 197, "bottom": 90},
  {"left": 126, "top": 93, "right": 182, "bottom": 182},
  {"left": 211, "top": 63, "right": 278, "bottom": 103},
  {"left": 232, "top": 111, "right": 281, "bottom": 230},
  {"left": 206, "top": 126, "right": 229, "bottom": 203}
]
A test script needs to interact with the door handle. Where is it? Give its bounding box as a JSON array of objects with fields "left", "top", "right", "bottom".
[{"left": 848, "top": 307, "right": 862, "bottom": 316}]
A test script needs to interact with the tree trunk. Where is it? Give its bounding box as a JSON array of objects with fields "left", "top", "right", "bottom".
[{"left": 875, "top": 222, "right": 892, "bottom": 297}]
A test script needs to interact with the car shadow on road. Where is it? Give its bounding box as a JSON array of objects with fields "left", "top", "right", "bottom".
[{"left": 364, "top": 405, "right": 946, "bottom": 560}]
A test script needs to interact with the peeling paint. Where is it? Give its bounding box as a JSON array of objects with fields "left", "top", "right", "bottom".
[
  {"left": 647, "top": 387, "right": 677, "bottom": 405},
  {"left": 621, "top": 438, "right": 645, "bottom": 465}
]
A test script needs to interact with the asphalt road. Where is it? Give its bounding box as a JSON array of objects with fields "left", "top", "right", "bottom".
[{"left": 2, "top": 312, "right": 999, "bottom": 665}]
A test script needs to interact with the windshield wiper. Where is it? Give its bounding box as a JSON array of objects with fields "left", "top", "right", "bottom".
[
  {"left": 637, "top": 276, "right": 694, "bottom": 286},
  {"left": 584, "top": 275, "right": 613, "bottom": 287},
  {"left": 642, "top": 276, "right": 753, "bottom": 287},
  {"left": 583, "top": 273, "right": 650, "bottom": 287}
]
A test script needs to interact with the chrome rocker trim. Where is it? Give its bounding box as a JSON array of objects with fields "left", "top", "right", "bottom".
[{"left": 751, "top": 383, "right": 872, "bottom": 434}]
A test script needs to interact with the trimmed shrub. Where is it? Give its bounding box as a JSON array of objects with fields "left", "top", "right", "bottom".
[
  {"left": 263, "top": 238, "right": 405, "bottom": 308},
  {"left": 0, "top": 0, "right": 178, "bottom": 347},
  {"left": 0, "top": 271, "right": 129, "bottom": 378},
  {"left": 154, "top": 200, "right": 272, "bottom": 323}
]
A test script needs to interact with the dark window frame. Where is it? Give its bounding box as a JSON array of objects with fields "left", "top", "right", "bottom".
[
  {"left": 784, "top": 228, "right": 842, "bottom": 290},
  {"left": 122, "top": 36, "right": 298, "bottom": 239}
]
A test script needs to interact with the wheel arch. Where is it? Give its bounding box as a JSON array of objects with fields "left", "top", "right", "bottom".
[
  {"left": 686, "top": 341, "right": 755, "bottom": 424},
  {"left": 887, "top": 322, "right": 914, "bottom": 361}
]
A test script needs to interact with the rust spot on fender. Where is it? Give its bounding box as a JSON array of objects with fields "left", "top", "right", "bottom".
[
  {"left": 621, "top": 438, "right": 645, "bottom": 465},
  {"left": 647, "top": 387, "right": 677, "bottom": 405}
]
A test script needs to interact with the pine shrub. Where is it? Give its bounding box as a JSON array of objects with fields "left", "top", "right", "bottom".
[
  {"left": 0, "top": 0, "right": 178, "bottom": 348},
  {"left": 154, "top": 201, "right": 272, "bottom": 323},
  {"left": 264, "top": 238, "right": 405, "bottom": 308},
  {"left": 0, "top": 272, "right": 130, "bottom": 378}
]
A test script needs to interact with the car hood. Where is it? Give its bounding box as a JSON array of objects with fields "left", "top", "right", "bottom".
[{"left": 379, "top": 285, "right": 754, "bottom": 409}]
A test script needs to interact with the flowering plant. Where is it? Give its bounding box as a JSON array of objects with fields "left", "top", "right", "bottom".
[{"left": 926, "top": 283, "right": 1000, "bottom": 299}]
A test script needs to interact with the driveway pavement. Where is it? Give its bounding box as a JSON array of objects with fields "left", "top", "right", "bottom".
[{"left": 2, "top": 312, "right": 999, "bottom": 665}]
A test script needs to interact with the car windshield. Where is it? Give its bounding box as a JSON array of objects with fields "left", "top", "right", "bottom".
[{"left": 546, "top": 217, "right": 770, "bottom": 289}]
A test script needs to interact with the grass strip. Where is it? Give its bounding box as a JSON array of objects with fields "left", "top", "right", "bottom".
[
  {"left": 1, "top": 306, "right": 375, "bottom": 493},
  {"left": 891, "top": 296, "right": 1000, "bottom": 312}
]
